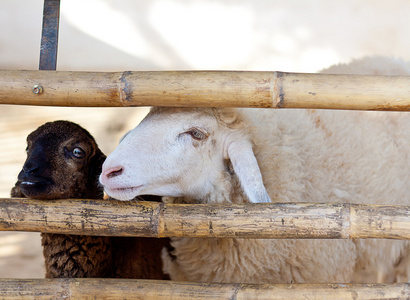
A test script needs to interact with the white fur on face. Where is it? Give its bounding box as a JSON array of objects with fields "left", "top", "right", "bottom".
[{"left": 100, "top": 109, "right": 226, "bottom": 201}]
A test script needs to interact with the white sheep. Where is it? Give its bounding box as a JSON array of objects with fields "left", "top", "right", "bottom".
[{"left": 100, "top": 57, "right": 410, "bottom": 283}]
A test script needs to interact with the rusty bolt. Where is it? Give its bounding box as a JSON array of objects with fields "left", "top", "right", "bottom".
[{"left": 32, "top": 84, "right": 43, "bottom": 95}]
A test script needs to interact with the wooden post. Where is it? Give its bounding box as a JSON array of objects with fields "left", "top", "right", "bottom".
[
  {"left": 0, "top": 278, "right": 408, "bottom": 300},
  {"left": 1, "top": 70, "right": 410, "bottom": 110},
  {"left": 1, "top": 198, "right": 409, "bottom": 239}
]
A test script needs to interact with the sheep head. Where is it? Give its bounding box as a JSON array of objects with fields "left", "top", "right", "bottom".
[
  {"left": 100, "top": 107, "right": 270, "bottom": 203},
  {"left": 12, "top": 121, "right": 106, "bottom": 200}
]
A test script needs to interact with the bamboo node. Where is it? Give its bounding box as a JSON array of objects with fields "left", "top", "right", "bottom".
[
  {"left": 344, "top": 203, "right": 352, "bottom": 239},
  {"left": 273, "top": 72, "right": 285, "bottom": 108},
  {"left": 157, "top": 202, "right": 165, "bottom": 238},
  {"left": 119, "top": 71, "right": 133, "bottom": 103}
]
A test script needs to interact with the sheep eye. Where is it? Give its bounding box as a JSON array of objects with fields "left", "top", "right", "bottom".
[
  {"left": 187, "top": 128, "right": 207, "bottom": 140},
  {"left": 72, "top": 147, "right": 85, "bottom": 158}
]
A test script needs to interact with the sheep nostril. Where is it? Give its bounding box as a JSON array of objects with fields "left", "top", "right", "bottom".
[
  {"left": 106, "top": 167, "right": 123, "bottom": 179},
  {"left": 23, "top": 164, "right": 39, "bottom": 174}
]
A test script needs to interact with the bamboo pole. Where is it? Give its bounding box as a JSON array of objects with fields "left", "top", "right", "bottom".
[
  {"left": 1, "top": 198, "right": 409, "bottom": 239},
  {"left": 0, "top": 278, "right": 408, "bottom": 300},
  {"left": 1, "top": 70, "right": 410, "bottom": 110}
]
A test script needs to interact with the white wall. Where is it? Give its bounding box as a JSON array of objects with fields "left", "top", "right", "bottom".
[{"left": 3, "top": 1, "right": 410, "bottom": 72}]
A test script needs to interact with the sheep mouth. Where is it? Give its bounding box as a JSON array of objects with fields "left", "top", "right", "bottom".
[
  {"left": 104, "top": 185, "right": 144, "bottom": 201},
  {"left": 19, "top": 178, "right": 51, "bottom": 186},
  {"left": 18, "top": 180, "right": 53, "bottom": 197},
  {"left": 20, "top": 180, "right": 47, "bottom": 185},
  {"left": 115, "top": 185, "right": 143, "bottom": 192},
  {"left": 19, "top": 178, "right": 52, "bottom": 187},
  {"left": 18, "top": 172, "right": 52, "bottom": 186}
]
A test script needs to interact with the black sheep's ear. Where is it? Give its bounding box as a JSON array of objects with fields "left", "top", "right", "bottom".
[
  {"left": 86, "top": 149, "right": 107, "bottom": 199},
  {"left": 11, "top": 181, "right": 26, "bottom": 198},
  {"left": 89, "top": 149, "right": 106, "bottom": 179}
]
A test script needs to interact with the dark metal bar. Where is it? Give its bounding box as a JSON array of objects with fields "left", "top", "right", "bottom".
[{"left": 39, "top": 0, "right": 61, "bottom": 70}]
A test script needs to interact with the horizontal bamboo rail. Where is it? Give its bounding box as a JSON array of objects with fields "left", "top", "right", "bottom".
[
  {"left": 1, "top": 70, "right": 410, "bottom": 110},
  {"left": 1, "top": 198, "right": 409, "bottom": 239},
  {"left": 0, "top": 278, "right": 408, "bottom": 300}
]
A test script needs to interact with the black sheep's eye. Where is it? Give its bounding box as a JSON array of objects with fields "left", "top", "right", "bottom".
[
  {"left": 187, "top": 128, "right": 207, "bottom": 141},
  {"left": 72, "top": 147, "right": 85, "bottom": 158}
]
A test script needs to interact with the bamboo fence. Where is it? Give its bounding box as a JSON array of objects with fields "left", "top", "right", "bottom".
[
  {"left": 1, "top": 70, "right": 410, "bottom": 110},
  {"left": 3, "top": 1, "right": 410, "bottom": 298},
  {"left": 2, "top": 70, "right": 410, "bottom": 299},
  {"left": 1, "top": 198, "right": 410, "bottom": 240},
  {"left": 0, "top": 278, "right": 408, "bottom": 300}
]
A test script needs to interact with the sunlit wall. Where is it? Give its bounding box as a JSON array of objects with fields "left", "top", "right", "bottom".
[{"left": 1, "top": 0, "right": 410, "bottom": 72}]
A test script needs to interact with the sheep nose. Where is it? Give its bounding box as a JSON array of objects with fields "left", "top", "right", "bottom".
[
  {"left": 23, "top": 162, "right": 39, "bottom": 174},
  {"left": 104, "top": 166, "right": 124, "bottom": 179}
]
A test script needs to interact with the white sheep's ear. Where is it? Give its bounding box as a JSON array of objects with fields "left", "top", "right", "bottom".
[{"left": 227, "top": 140, "right": 271, "bottom": 203}]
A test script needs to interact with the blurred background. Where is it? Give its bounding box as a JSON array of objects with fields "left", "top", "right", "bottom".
[{"left": 1, "top": 0, "right": 410, "bottom": 278}]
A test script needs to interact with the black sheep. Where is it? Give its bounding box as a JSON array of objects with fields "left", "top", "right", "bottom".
[{"left": 11, "top": 120, "right": 169, "bottom": 279}]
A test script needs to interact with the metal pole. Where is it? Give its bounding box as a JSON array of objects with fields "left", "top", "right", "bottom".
[{"left": 39, "top": 0, "right": 60, "bottom": 70}]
